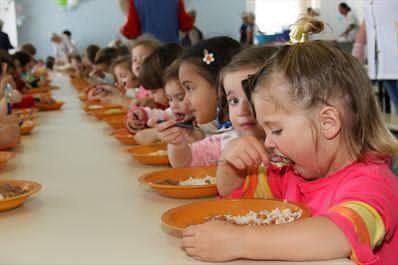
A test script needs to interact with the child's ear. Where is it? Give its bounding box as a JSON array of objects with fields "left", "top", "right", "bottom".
[{"left": 318, "top": 106, "right": 341, "bottom": 139}]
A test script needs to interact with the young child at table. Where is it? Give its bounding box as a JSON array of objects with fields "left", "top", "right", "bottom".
[
  {"left": 82, "top": 44, "right": 100, "bottom": 79},
  {"left": 156, "top": 37, "right": 244, "bottom": 168},
  {"left": 0, "top": 59, "right": 20, "bottom": 149},
  {"left": 129, "top": 37, "right": 160, "bottom": 103},
  {"left": 90, "top": 47, "right": 118, "bottom": 85},
  {"left": 182, "top": 28, "right": 398, "bottom": 265},
  {"left": 126, "top": 43, "right": 183, "bottom": 144}
]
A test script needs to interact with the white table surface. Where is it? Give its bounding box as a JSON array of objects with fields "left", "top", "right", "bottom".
[{"left": 0, "top": 73, "right": 353, "bottom": 265}]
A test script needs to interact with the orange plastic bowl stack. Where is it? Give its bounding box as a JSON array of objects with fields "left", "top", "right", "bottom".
[
  {"left": 140, "top": 166, "right": 217, "bottom": 199},
  {"left": 0, "top": 180, "right": 41, "bottom": 212},
  {"left": 35, "top": 101, "right": 64, "bottom": 111},
  {"left": 114, "top": 130, "right": 137, "bottom": 145},
  {"left": 128, "top": 143, "right": 169, "bottom": 165},
  {"left": 161, "top": 199, "right": 311, "bottom": 236},
  {"left": 20, "top": 120, "right": 36, "bottom": 135},
  {"left": 0, "top": 152, "right": 16, "bottom": 170}
]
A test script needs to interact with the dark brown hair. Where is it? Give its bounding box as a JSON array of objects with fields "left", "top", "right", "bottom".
[
  {"left": 85, "top": 44, "right": 100, "bottom": 64},
  {"left": 217, "top": 46, "right": 278, "bottom": 121},
  {"left": 94, "top": 47, "right": 118, "bottom": 65},
  {"left": 139, "top": 43, "right": 183, "bottom": 90},
  {"left": 20, "top": 43, "right": 37, "bottom": 57}
]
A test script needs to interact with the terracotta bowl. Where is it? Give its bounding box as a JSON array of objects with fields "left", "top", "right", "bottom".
[
  {"left": 35, "top": 101, "right": 64, "bottom": 111},
  {"left": 20, "top": 120, "right": 36, "bottom": 135},
  {"left": 162, "top": 199, "right": 311, "bottom": 235},
  {"left": 0, "top": 179, "right": 41, "bottom": 212},
  {"left": 140, "top": 166, "right": 217, "bottom": 199},
  {"left": 0, "top": 152, "right": 16, "bottom": 170},
  {"left": 114, "top": 130, "right": 136, "bottom": 145},
  {"left": 128, "top": 143, "right": 169, "bottom": 165}
]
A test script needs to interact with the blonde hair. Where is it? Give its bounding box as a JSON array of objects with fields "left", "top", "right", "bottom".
[
  {"left": 253, "top": 40, "right": 398, "bottom": 161},
  {"left": 247, "top": 18, "right": 398, "bottom": 161}
]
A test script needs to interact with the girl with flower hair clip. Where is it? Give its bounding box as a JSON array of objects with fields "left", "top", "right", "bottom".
[{"left": 182, "top": 18, "right": 398, "bottom": 264}]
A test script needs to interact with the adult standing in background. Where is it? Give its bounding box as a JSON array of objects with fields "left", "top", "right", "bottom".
[
  {"left": 0, "top": 19, "right": 14, "bottom": 52},
  {"left": 62, "top": 30, "right": 77, "bottom": 55},
  {"left": 239, "top": 12, "right": 249, "bottom": 45},
  {"left": 180, "top": 10, "right": 203, "bottom": 47},
  {"left": 353, "top": 0, "right": 398, "bottom": 111},
  {"left": 338, "top": 2, "right": 359, "bottom": 42},
  {"left": 120, "top": 0, "right": 193, "bottom": 43},
  {"left": 50, "top": 33, "right": 69, "bottom": 65}
]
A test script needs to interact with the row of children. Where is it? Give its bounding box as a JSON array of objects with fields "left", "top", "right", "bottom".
[
  {"left": 0, "top": 42, "right": 61, "bottom": 149},
  {"left": 73, "top": 17, "right": 397, "bottom": 264}
]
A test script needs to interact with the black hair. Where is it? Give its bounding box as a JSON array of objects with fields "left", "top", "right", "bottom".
[
  {"left": 63, "top": 30, "right": 72, "bottom": 37},
  {"left": 94, "top": 47, "right": 118, "bottom": 65},
  {"left": 339, "top": 2, "right": 351, "bottom": 11}
]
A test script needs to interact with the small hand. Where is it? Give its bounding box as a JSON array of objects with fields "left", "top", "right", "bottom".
[{"left": 182, "top": 221, "right": 243, "bottom": 262}]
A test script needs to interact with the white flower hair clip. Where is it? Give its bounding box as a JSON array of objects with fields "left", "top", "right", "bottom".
[{"left": 202, "top": 49, "right": 215, "bottom": 65}]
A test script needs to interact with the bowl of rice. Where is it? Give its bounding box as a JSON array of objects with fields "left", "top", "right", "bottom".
[
  {"left": 161, "top": 199, "right": 311, "bottom": 236},
  {"left": 0, "top": 179, "right": 41, "bottom": 211},
  {"left": 140, "top": 166, "right": 217, "bottom": 198},
  {"left": 128, "top": 143, "right": 169, "bottom": 165}
]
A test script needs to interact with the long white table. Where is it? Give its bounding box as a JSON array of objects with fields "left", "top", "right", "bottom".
[{"left": 0, "top": 73, "right": 353, "bottom": 265}]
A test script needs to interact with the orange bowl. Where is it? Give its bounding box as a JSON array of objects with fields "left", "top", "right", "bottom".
[
  {"left": 0, "top": 179, "right": 41, "bottom": 211},
  {"left": 85, "top": 104, "right": 121, "bottom": 114},
  {"left": 162, "top": 199, "right": 311, "bottom": 235},
  {"left": 128, "top": 143, "right": 169, "bottom": 165},
  {"left": 0, "top": 152, "right": 15, "bottom": 170},
  {"left": 140, "top": 166, "right": 217, "bottom": 198},
  {"left": 114, "top": 131, "right": 137, "bottom": 145},
  {"left": 95, "top": 109, "right": 127, "bottom": 120},
  {"left": 35, "top": 101, "right": 64, "bottom": 111},
  {"left": 20, "top": 120, "right": 36, "bottom": 135},
  {"left": 0, "top": 137, "right": 20, "bottom": 151},
  {"left": 104, "top": 118, "right": 126, "bottom": 129},
  {"left": 79, "top": 94, "right": 88, "bottom": 101},
  {"left": 24, "top": 87, "right": 50, "bottom": 95},
  {"left": 71, "top": 78, "right": 90, "bottom": 91},
  {"left": 98, "top": 109, "right": 127, "bottom": 119}
]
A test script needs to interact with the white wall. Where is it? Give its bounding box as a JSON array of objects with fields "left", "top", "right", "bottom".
[
  {"left": 185, "top": 0, "right": 246, "bottom": 40},
  {"left": 17, "top": 0, "right": 125, "bottom": 59}
]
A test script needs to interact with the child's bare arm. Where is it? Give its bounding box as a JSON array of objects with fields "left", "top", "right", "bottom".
[
  {"left": 168, "top": 143, "right": 192, "bottom": 168},
  {"left": 134, "top": 128, "right": 159, "bottom": 145},
  {"left": 217, "top": 135, "right": 268, "bottom": 196},
  {"left": 240, "top": 216, "right": 351, "bottom": 261},
  {"left": 182, "top": 216, "right": 351, "bottom": 262}
]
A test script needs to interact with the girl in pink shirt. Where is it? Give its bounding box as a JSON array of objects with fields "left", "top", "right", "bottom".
[{"left": 182, "top": 26, "right": 398, "bottom": 264}]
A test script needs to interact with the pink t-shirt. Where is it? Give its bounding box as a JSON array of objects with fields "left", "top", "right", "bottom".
[
  {"left": 190, "top": 130, "right": 238, "bottom": 167},
  {"left": 136, "top": 85, "right": 150, "bottom": 99},
  {"left": 231, "top": 159, "right": 398, "bottom": 265}
]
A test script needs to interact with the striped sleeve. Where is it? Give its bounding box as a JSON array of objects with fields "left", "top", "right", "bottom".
[
  {"left": 229, "top": 165, "right": 274, "bottom": 199},
  {"left": 327, "top": 201, "right": 385, "bottom": 264}
]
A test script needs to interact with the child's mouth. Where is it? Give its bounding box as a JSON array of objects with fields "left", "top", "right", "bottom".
[
  {"left": 173, "top": 112, "right": 186, "bottom": 122},
  {"left": 269, "top": 153, "right": 292, "bottom": 168}
]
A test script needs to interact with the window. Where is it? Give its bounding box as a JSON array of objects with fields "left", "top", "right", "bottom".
[
  {"left": 0, "top": 0, "right": 18, "bottom": 49},
  {"left": 254, "top": 0, "right": 302, "bottom": 34}
]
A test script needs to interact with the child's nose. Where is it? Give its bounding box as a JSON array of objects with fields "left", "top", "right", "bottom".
[
  {"left": 264, "top": 135, "right": 275, "bottom": 149},
  {"left": 238, "top": 101, "right": 251, "bottom": 115}
]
